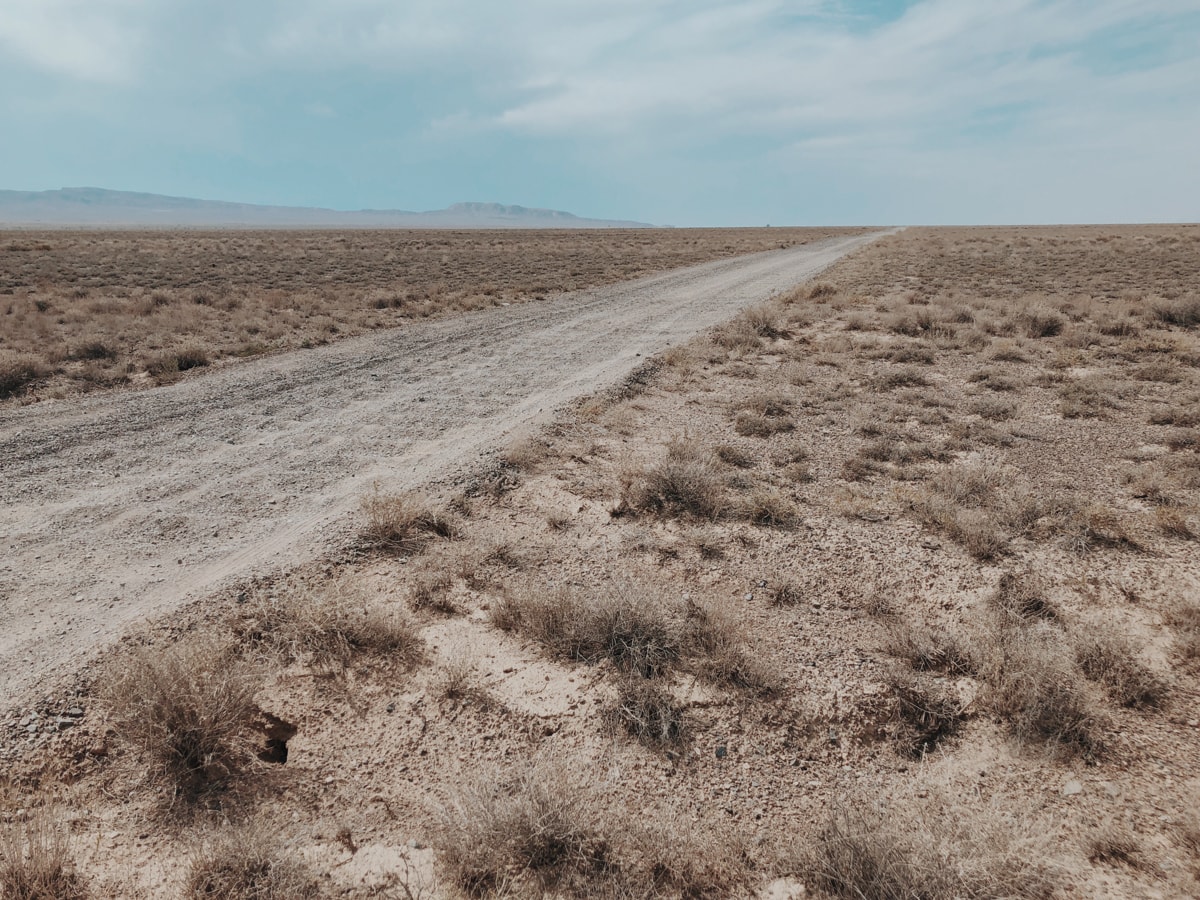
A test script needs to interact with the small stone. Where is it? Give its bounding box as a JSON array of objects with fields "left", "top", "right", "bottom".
[
  {"left": 715, "top": 745, "right": 727, "bottom": 759},
  {"left": 385, "top": 702, "right": 395, "bottom": 713},
  {"left": 65, "top": 708, "right": 84, "bottom": 718},
  {"left": 1063, "top": 780, "right": 1083, "bottom": 796}
]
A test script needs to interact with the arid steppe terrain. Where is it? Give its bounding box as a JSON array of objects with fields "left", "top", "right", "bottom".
[
  {"left": 0, "top": 227, "right": 865, "bottom": 403},
  {"left": 2, "top": 225, "right": 1200, "bottom": 899}
]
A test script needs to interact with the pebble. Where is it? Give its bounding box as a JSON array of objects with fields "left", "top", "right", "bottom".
[{"left": 1063, "top": 780, "right": 1083, "bottom": 796}]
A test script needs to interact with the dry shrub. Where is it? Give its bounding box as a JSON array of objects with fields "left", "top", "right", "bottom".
[
  {"left": 148, "top": 346, "right": 210, "bottom": 377},
  {"left": 1058, "top": 377, "right": 1117, "bottom": 419},
  {"left": 438, "top": 759, "right": 614, "bottom": 897},
  {"left": 1133, "top": 359, "right": 1186, "bottom": 383},
  {"left": 410, "top": 570, "right": 457, "bottom": 614},
  {"left": 991, "top": 570, "right": 1058, "bottom": 623},
  {"left": 1150, "top": 296, "right": 1200, "bottom": 328},
  {"left": 1062, "top": 504, "right": 1141, "bottom": 554},
  {"left": 1167, "top": 428, "right": 1200, "bottom": 451},
  {"left": 0, "top": 352, "right": 45, "bottom": 399},
  {"left": 633, "top": 819, "right": 752, "bottom": 899},
  {"left": 741, "top": 303, "right": 785, "bottom": 338},
  {"left": 768, "top": 580, "right": 803, "bottom": 607},
  {"left": 616, "top": 439, "right": 726, "bottom": 520},
  {"left": 971, "top": 397, "right": 1017, "bottom": 421},
  {"left": 1087, "top": 821, "right": 1150, "bottom": 871},
  {"left": 498, "top": 437, "right": 549, "bottom": 472},
  {"left": 1166, "top": 601, "right": 1200, "bottom": 664},
  {"left": 100, "top": 640, "right": 262, "bottom": 797},
  {"left": 808, "top": 282, "right": 839, "bottom": 300},
  {"left": 734, "top": 411, "right": 794, "bottom": 437},
  {"left": 980, "top": 623, "right": 1104, "bottom": 758},
  {"left": 244, "top": 581, "right": 422, "bottom": 672},
  {"left": 1018, "top": 308, "right": 1065, "bottom": 338},
  {"left": 0, "top": 816, "right": 86, "bottom": 900},
  {"left": 1150, "top": 401, "right": 1200, "bottom": 427},
  {"left": 916, "top": 498, "right": 1008, "bottom": 561},
  {"left": 888, "top": 670, "right": 967, "bottom": 757},
  {"left": 606, "top": 677, "right": 685, "bottom": 747},
  {"left": 810, "top": 799, "right": 1057, "bottom": 900},
  {"left": 989, "top": 340, "right": 1030, "bottom": 362},
  {"left": 887, "top": 345, "right": 935, "bottom": 365},
  {"left": 872, "top": 367, "right": 929, "bottom": 390},
  {"left": 886, "top": 621, "right": 976, "bottom": 675},
  {"left": 1156, "top": 507, "right": 1195, "bottom": 540},
  {"left": 733, "top": 487, "right": 801, "bottom": 529},
  {"left": 710, "top": 317, "right": 762, "bottom": 354},
  {"left": 681, "top": 599, "right": 782, "bottom": 696},
  {"left": 360, "top": 489, "right": 457, "bottom": 553},
  {"left": 185, "top": 824, "right": 320, "bottom": 899},
  {"left": 714, "top": 444, "right": 754, "bottom": 469},
  {"left": 494, "top": 585, "right": 679, "bottom": 678},
  {"left": 968, "top": 368, "right": 1021, "bottom": 392},
  {"left": 1074, "top": 631, "right": 1169, "bottom": 709}
]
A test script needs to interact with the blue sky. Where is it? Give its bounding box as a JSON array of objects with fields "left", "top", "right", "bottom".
[{"left": 1, "top": 0, "right": 1197, "bottom": 225}]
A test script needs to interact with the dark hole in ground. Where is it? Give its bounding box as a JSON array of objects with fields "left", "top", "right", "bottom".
[{"left": 255, "top": 710, "right": 297, "bottom": 764}]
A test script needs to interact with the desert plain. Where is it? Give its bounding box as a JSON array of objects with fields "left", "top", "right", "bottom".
[{"left": 2, "top": 224, "right": 1199, "bottom": 899}]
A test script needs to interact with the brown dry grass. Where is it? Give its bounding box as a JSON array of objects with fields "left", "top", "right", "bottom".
[
  {"left": 0, "top": 227, "right": 866, "bottom": 401},
  {"left": 0, "top": 816, "right": 86, "bottom": 900},
  {"left": 99, "top": 640, "right": 262, "bottom": 799},
  {"left": 185, "top": 824, "right": 321, "bottom": 899}
]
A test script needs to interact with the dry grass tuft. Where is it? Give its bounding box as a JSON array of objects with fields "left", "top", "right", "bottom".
[
  {"left": 1166, "top": 601, "right": 1200, "bottom": 664},
  {"left": 991, "top": 570, "right": 1058, "bottom": 623},
  {"left": 0, "top": 353, "right": 47, "bottom": 400},
  {"left": 360, "top": 490, "right": 458, "bottom": 553},
  {"left": 606, "top": 677, "right": 685, "bottom": 747},
  {"left": 733, "top": 487, "right": 801, "bottom": 529},
  {"left": 681, "top": 599, "right": 783, "bottom": 696},
  {"left": 810, "top": 800, "right": 1057, "bottom": 899},
  {"left": 409, "top": 570, "right": 457, "bottom": 614},
  {"left": 1062, "top": 504, "right": 1141, "bottom": 554},
  {"left": 1150, "top": 296, "right": 1200, "bottom": 328},
  {"left": 981, "top": 623, "right": 1104, "bottom": 758},
  {"left": 1075, "top": 632, "right": 1169, "bottom": 709},
  {"left": 243, "top": 581, "right": 423, "bottom": 672},
  {"left": 494, "top": 585, "right": 679, "bottom": 679},
  {"left": 886, "top": 621, "right": 976, "bottom": 675},
  {"left": 0, "top": 816, "right": 87, "bottom": 900},
  {"left": 100, "top": 640, "right": 262, "bottom": 797},
  {"left": 1087, "top": 821, "right": 1151, "bottom": 871},
  {"left": 888, "top": 670, "right": 968, "bottom": 757},
  {"left": 438, "top": 759, "right": 614, "bottom": 897},
  {"left": 616, "top": 439, "right": 727, "bottom": 521},
  {"left": 185, "top": 824, "right": 321, "bottom": 899}
]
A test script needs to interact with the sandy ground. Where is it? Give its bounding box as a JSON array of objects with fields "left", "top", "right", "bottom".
[{"left": 0, "top": 232, "right": 884, "bottom": 711}]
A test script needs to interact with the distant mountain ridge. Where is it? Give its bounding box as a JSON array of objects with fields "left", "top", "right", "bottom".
[{"left": 0, "top": 188, "right": 654, "bottom": 229}]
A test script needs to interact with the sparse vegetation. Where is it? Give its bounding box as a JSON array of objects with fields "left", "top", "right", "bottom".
[
  {"left": 438, "top": 759, "right": 613, "bottom": 897},
  {"left": 0, "top": 817, "right": 86, "bottom": 900},
  {"left": 242, "top": 580, "right": 422, "bottom": 672},
  {"left": 810, "top": 801, "right": 1058, "bottom": 899},
  {"left": 185, "top": 825, "right": 321, "bottom": 899},
  {"left": 100, "top": 640, "right": 263, "bottom": 797},
  {"left": 359, "top": 490, "right": 458, "bottom": 553}
]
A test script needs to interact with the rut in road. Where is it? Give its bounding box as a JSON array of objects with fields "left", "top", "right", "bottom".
[{"left": 0, "top": 232, "right": 885, "bottom": 704}]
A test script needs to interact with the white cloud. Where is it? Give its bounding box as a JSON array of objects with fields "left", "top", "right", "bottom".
[{"left": 0, "top": 0, "right": 146, "bottom": 82}]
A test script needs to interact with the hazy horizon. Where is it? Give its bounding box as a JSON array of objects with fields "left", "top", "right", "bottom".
[{"left": 2, "top": 1, "right": 1197, "bottom": 226}]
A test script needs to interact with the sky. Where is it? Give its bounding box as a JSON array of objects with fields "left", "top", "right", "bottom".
[{"left": 1, "top": 0, "right": 1197, "bottom": 226}]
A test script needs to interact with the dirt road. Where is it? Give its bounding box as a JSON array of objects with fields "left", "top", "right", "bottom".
[{"left": 0, "top": 232, "right": 883, "bottom": 705}]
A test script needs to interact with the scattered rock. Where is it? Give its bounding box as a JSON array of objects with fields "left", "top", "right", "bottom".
[{"left": 1063, "top": 780, "right": 1083, "bottom": 797}]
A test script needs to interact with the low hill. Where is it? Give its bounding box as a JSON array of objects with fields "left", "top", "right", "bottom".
[{"left": 0, "top": 187, "right": 654, "bottom": 228}]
